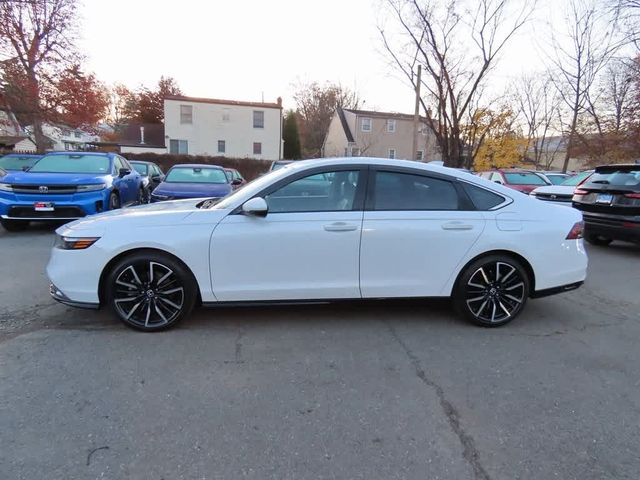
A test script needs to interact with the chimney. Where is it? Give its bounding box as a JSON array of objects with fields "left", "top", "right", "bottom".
[
  {"left": 140, "top": 126, "right": 145, "bottom": 145},
  {"left": 277, "top": 97, "right": 282, "bottom": 108}
]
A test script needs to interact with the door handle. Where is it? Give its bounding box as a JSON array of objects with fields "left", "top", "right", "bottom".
[
  {"left": 441, "top": 221, "right": 473, "bottom": 231},
  {"left": 324, "top": 222, "right": 358, "bottom": 232}
]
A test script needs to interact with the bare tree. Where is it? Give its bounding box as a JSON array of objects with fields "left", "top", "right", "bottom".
[
  {"left": 0, "top": 0, "right": 79, "bottom": 151},
  {"left": 547, "top": 0, "right": 630, "bottom": 172},
  {"left": 379, "top": 0, "right": 534, "bottom": 167}
]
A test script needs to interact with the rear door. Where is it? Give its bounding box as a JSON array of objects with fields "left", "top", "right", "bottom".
[{"left": 360, "top": 168, "right": 486, "bottom": 297}]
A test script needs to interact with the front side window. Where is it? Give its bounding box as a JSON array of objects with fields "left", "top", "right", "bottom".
[
  {"left": 218, "top": 140, "right": 226, "bottom": 153},
  {"left": 253, "top": 110, "right": 264, "bottom": 128},
  {"left": 169, "top": 139, "right": 188, "bottom": 154},
  {"left": 30, "top": 154, "right": 110, "bottom": 174},
  {"left": 253, "top": 142, "right": 262, "bottom": 155},
  {"left": 361, "top": 118, "right": 371, "bottom": 132},
  {"left": 373, "top": 171, "right": 459, "bottom": 211},
  {"left": 180, "top": 105, "right": 193, "bottom": 124},
  {"left": 266, "top": 170, "right": 360, "bottom": 213},
  {"left": 386, "top": 119, "right": 396, "bottom": 133}
]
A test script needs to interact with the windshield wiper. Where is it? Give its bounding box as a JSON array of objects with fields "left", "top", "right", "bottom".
[{"left": 591, "top": 180, "right": 610, "bottom": 184}]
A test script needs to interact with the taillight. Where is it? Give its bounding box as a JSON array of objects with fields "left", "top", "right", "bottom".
[
  {"left": 573, "top": 189, "right": 588, "bottom": 196},
  {"left": 566, "top": 221, "right": 584, "bottom": 240},
  {"left": 624, "top": 193, "right": 640, "bottom": 199}
]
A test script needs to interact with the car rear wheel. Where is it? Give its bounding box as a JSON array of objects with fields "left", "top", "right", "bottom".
[
  {"left": 0, "top": 218, "right": 29, "bottom": 232},
  {"left": 108, "top": 192, "right": 120, "bottom": 210},
  {"left": 454, "top": 255, "right": 529, "bottom": 327},
  {"left": 584, "top": 233, "right": 612, "bottom": 246},
  {"left": 105, "top": 252, "right": 198, "bottom": 332}
]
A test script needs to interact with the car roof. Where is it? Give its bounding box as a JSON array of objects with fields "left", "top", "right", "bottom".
[
  {"left": 128, "top": 160, "right": 156, "bottom": 165},
  {"left": 168, "top": 163, "right": 224, "bottom": 170}
]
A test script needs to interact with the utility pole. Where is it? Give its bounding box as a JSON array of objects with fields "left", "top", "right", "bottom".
[{"left": 411, "top": 64, "right": 422, "bottom": 161}]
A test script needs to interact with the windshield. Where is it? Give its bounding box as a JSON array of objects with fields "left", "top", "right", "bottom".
[
  {"left": 206, "top": 167, "right": 291, "bottom": 209},
  {"left": 586, "top": 168, "right": 640, "bottom": 189},
  {"left": 131, "top": 163, "right": 148, "bottom": 175},
  {"left": 165, "top": 167, "right": 228, "bottom": 183},
  {"left": 504, "top": 172, "right": 548, "bottom": 185},
  {"left": 29, "top": 154, "right": 111, "bottom": 174},
  {"left": 0, "top": 155, "right": 41, "bottom": 170},
  {"left": 561, "top": 171, "right": 592, "bottom": 186}
]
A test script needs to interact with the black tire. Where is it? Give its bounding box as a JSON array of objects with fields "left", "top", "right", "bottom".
[
  {"left": 584, "top": 233, "right": 612, "bottom": 246},
  {"left": 453, "top": 255, "right": 530, "bottom": 327},
  {"left": 140, "top": 187, "right": 150, "bottom": 204},
  {"left": 108, "top": 191, "right": 121, "bottom": 211},
  {"left": 0, "top": 218, "right": 29, "bottom": 232},
  {"left": 105, "top": 251, "right": 198, "bottom": 332}
]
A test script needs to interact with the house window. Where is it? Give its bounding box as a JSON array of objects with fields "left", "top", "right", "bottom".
[
  {"left": 386, "top": 119, "right": 396, "bottom": 133},
  {"left": 361, "top": 118, "right": 372, "bottom": 132},
  {"left": 253, "top": 142, "right": 262, "bottom": 155},
  {"left": 169, "top": 139, "right": 188, "bottom": 154},
  {"left": 222, "top": 109, "right": 230, "bottom": 122},
  {"left": 416, "top": 150, "right": 424, "bottom": 161},
  {"left": 180, "top": 105, "right": 193, "bottom": 124},
  {"left": 351, "top": 147, "right": 360, "bottom": 157},
  {"left": 253, "top": 110, "right": 264, "bottom": 128},
  {"left": 389, "top": 148, "right": 396, "bottom": 159},
  {"left": 218, "top": 140, "right": 226, "bottom": 153},
  {"left": 62, "top": 129, "right": 71, "bottom": 136},
  {"left": 74, "top": 131, "right": 82, "bottom": 139}
]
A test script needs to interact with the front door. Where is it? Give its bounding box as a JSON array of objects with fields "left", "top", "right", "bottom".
[
  {"left": 210, "top": 167, "right": 365, "bottom": 301},
  {"left": 360, "top": 169, "right": 485, "bottom": 297}
]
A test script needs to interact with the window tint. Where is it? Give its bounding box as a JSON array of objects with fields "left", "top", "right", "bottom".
[
  {"left": 373, "top": 171, "right": 459, "bottom": 211},
  {"left": 266, "top": 170, "right": 360, "bottom": 213},
  {"left": 463, "top": 183, "right": 505, "bottom": 210},
  {"left": 504, "top": 172, "right": 547, "bottom": 185},
  {"left": 586, "top": 168, "right": 640, "bottom": 188}
]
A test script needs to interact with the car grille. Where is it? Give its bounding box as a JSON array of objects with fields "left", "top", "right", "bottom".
[
  {"left": 8, "top": 206, "right": 86, "bottom": 218},
  {"left": 11, "top": 185, "right": 77, "bottom": 194},
  {"left": 535, "top": 193, "right": 572, "bottom": 203}
]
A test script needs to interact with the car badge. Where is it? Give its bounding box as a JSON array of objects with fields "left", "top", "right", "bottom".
[
  {"left": 550, "top": 194, "right": 557, "bottom": 199},
  {"left": 39, "top": 186, "right": 48, "bottom": 193}
]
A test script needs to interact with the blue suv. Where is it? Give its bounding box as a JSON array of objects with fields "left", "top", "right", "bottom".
[{"left": 0, "top": 152, "right": 144, "bottom": 231}]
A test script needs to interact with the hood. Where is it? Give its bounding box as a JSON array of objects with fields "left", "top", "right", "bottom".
[
  {"left": 153, "top": 181, "right": 231, "bottom": 198},
  {"left": 59, "top": 198, "right": 227, "bottom": 235},
  {"left": 531, "top": 185, "right": 575, "bottom": 195},
  {"left": 1, "top": 171, "right": 108, "bottom": 186}
]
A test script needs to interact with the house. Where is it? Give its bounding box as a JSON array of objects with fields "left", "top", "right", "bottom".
[
  {"left": 164, "top": 95, "right": 283, "bottom": 159},
  {"left": 0, "top": 109, "right": 36, "bottom": 152},
  {"left": 29, "top": 123, "right": 101, "bottom": 151},
  {"left": 88, "top": 123, "right": 167, "bottom": 154},
  {"left": 322, "top": 107, "right": 440, "bottom": 161}
]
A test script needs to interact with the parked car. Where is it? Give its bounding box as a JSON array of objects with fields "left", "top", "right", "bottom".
[
  {"left": 572, "top": 164, "right": 640, "bottom": 245},
  {"left": 47, "top": 157, "right": 587, "bottom": 332},
  {"left": 0, "top": 153, "right": 42, "bottom": 172},
  {"left": 224, "top": 168, "right": 246, "bottom": 190},
  {"left": 529, "top": 170, "right": 594, "bottom": 206},
  {"left": 150, "top": 164, "right": 232, "bottom": 202},
  {"left": 0, "top": 152, "right": 144, "bottom": 231},
  {"left": 477, "top": 169, "right": 551, "bottom": 194},
  {"left": 541, "top": 172, "right": 571, "bottom": 185},
  {"left": 129, "top": 160, "right": 165, "bottom": 202},
  {"left": 270, "top": 160, "right": 293, "bottom": 171}
]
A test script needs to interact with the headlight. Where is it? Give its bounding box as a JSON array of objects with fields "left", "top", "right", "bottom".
[
  {"left": 55, "top": 235, "right": 101, "bottom": 250},
  {"left": 0, "top": 182, "right": 13, "bottom": 192},
  {"left": 529, "top": 191, "right": 537, "bottom": 196},
  {"left": 77, "top": 184, "right": 106, "bottom": 192}
]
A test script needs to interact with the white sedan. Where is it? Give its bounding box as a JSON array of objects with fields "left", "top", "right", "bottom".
[{"left": 47, "top": 158, "right": 588, "bottom": 331}]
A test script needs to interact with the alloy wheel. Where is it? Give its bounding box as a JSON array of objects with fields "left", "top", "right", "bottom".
[
  {"left": 113, "top": 261, "right": 185, "bottom": 328},
  {"left": 464, "top": 261, "right": 526, "bottom": 324}
]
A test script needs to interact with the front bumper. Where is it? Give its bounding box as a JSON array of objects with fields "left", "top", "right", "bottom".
[
  {"left": 49, "top": 283, "right": 100, "bottom": 309},
  {"left": 0, "top": 190, "right": 110, "bottom": 221},
  {"left": 583, "top": 212, "right": 640, "bottom": 243}
]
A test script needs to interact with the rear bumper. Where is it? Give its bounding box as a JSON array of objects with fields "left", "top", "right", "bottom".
[
  {"left": 583, "top": 212, "right": 640, "bottom": 243},
  {"left": 531, "top": 281, "right": 584, "bottom": 299}
]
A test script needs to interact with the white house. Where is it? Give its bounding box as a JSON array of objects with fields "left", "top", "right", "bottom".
[
  {"left": 0, "top": 109, "right": 36, "bottom": 152},
  {"left": 38, "top": 123, "right": 100, "bottom": 151},
  {"left": 164, "top": 95, "right": 283, "bottom": 159},
  {"left": 322, "top": 107, "right": 440, "bottom": 162}
]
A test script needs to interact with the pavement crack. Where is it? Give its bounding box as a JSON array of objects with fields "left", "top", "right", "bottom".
[
  {"left": 385, "top": 321, "right": 491, "bottom": 480},
  {"left": 86, "top": 445, "right": 109, "bottom": 466}
]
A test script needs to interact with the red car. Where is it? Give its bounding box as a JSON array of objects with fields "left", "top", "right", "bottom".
[
  {"left": 477, "top": 169, "right": 551, "bottom": 194},
  {"left": 224, "top": 168, "right": 247, "bottom": 190}
]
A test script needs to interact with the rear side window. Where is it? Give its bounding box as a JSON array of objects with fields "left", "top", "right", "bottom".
[
  {"left": 462, "top": 183, "right": 506, "bottom": 210},
  {"left": 373, "top": 171, "right": 460, "bottom": 211}
]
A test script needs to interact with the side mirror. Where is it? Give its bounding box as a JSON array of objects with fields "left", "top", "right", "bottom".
[
  {"left": 494, "top": 179, "right": 502, "bottom": 184},
  {"left": 119, "top": 168, "right": 131, "bottom": 177},
  {"left": 242, "top": 197, "right": 268, "bottom": 217},
  {"left": 151, "top": 174, "right": 162, "bottom": 181},
  {"left": 232, "top": 178, "right": 242, "bottom": 186}
]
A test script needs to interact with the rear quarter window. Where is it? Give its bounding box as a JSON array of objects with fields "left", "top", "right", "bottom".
[{"left": 462, "top": 183, "right": 506, "bottom": 210}]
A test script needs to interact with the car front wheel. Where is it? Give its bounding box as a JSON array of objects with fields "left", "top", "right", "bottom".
[
  {"left": 454, "top": 255, "right": 530, "bottom": 327},
  {"left": 105, "top": 252, "right": 198, "bottom": 331},
  {"left": 108, "top": 192, "right": 120, "bottom": 210}
]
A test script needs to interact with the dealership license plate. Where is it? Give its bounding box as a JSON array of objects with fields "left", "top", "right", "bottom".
[
  {"left": 596, "top": 193, "right": 613, "bottom": 204},
  {"left": 34, "top": 202, "right": 54, "bottom": 212}
]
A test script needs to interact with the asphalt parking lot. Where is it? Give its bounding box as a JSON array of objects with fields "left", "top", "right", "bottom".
[{"left": 1, "top": 225, "right": 639, "bottom": 480}]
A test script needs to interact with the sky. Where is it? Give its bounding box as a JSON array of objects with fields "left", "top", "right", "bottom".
[{"left": 78, "top": 0, "right": 559, "bottom": 114}]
